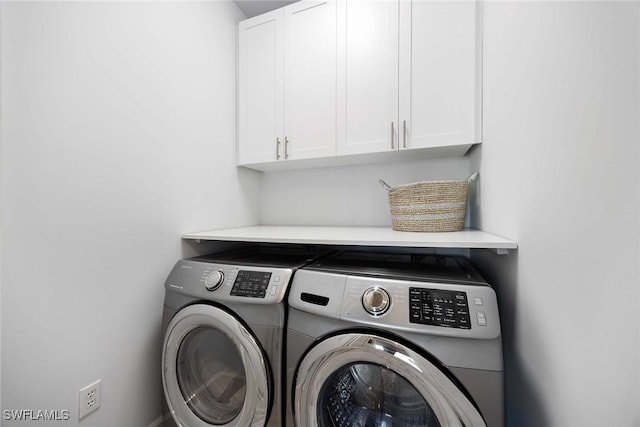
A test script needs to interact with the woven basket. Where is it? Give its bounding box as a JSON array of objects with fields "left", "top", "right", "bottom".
[{"left": 380, "top": 173, "right": 478, "bottom": 232}]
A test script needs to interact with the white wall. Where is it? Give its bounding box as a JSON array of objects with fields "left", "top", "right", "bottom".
[
  {"left": 260, "top": 2, "right": 640, "bottom": 427},
  {"left": 0, "top": 2, "right": 259, "bottom": 426},
  {"left": 470, "top": 2, "right": 640, "bottom": 426},
  {"left": 260, "top": 157, "right": 471, "bottom": 226},
  {"left": 0, "top": 2, "right": 3, "bottom": 414},
  {"left": 2, "top": 1, "right": 638, "bottom": 427}
]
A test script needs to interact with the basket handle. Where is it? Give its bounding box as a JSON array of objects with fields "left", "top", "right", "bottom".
[
  {"left": 379, "top": 179, "right": 392, "bottom": 191},
  {"left": 467, "top": 172, "right": 479, "bottom": 184}
]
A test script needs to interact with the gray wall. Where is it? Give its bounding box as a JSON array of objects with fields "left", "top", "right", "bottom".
[{"left": 0, "top": 2, "right": 260, "bottom": 425}]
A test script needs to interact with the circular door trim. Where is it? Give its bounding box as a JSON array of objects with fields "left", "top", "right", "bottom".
[
  {"left": 162, "top": 304, "right": 270, "bottom": 427},
  {"left": 293, "top": 332, "right": 486, "bottom": 427}
]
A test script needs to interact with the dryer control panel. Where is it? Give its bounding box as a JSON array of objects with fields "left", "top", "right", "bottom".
[
  {"left": 231, "top": 270, "right": 273, "bottom": 298},
  {"left": 165, "top": 260, "right": 294, "bottom": 304}
]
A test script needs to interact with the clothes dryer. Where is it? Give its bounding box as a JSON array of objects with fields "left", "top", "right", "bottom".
[
  {"left": 286, "top": 251, "right": 504, "bottom": 427},
  {"left": 161, "top": 246, "right": 318, "bottom": 427}
]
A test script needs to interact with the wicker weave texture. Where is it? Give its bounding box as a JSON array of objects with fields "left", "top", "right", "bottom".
[{"left": 388, "top": 181, "right": 469, "bottom": 232}]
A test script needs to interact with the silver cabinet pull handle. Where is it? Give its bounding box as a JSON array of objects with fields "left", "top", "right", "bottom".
[
  {"left": 276, "top": 137, "right": 281, "bottom": 160},
  {"left": 284, "top": 136, "right": 289, "bottom": 159},
  {"left": 403, "top": 120, "right": 407, "bottom": 148},
  {"left": 391, "top": 122, "right": 395, "bottom": 149}
]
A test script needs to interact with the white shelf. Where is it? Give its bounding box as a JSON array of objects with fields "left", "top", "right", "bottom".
[
  {"left": 239, "top": 144, "right": 473, "bottom": 172},
  {"left": 182, "top": 225, "right": 517, "bottom": 253}
]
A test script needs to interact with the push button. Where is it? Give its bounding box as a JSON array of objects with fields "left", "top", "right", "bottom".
[
  {"left": 474, "top": 297, "right": 484, "bottom": 306},
  {"left": 476, "top": 311, "right": 487, "bottom": 326},
  {"left": 269, "top": 285, "right": 278, "bottom": 296}
]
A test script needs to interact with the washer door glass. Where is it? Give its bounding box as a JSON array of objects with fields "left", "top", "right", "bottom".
[
  {"left": 176, "top": 327, "right": 246, "bottom": 425},
  {"left": 317, "top": 362, "right": 440, "bottom": 427},
  {"left": 294, "top": 333, "right": 486, "bottom": 427}
]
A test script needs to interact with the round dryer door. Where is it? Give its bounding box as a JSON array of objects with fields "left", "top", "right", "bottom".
[
  {"left": 162, "top": 304, "right": 271, "bottom": 427},
  {"left": 293, "top": 333, "right": 486, "bottom": 427}
]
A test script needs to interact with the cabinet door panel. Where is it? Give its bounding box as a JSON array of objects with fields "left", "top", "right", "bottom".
[
  {"left": 238, "top": 11, "right": 283, "bottom": 165},
  {"left": 339, "top": 0, "right": 399, "bottom": 155},
  {"left": 284, "top": 1, "right": 337, "bottom": 160},
  {"left": 400, "top": 0, "right": 479, "bottom": 150}
]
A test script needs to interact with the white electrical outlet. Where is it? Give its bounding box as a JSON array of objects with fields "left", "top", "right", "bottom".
[{"left": 78, "top": 379, "right": 101, "bottom": 420}]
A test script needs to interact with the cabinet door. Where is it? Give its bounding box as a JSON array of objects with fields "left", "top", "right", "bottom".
[
  {"left": 337, "top": 0, "right": 399, "bottom": 156},
  {"left": 399, "top": 0, "right": 480, "bottom": 150},
  {"left": 238, "top": 9, "right": 284, "bottom": 165},
  {"left": 283, "top": 1, "right": 337, "bottom": 160}
]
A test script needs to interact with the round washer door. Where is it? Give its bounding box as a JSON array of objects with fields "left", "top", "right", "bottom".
[
  {"left": 162, "top": 304, "right": 271, "bottom": 427},
  {"left": 293, "top": 333, "right": 486, "bottom": 427}
]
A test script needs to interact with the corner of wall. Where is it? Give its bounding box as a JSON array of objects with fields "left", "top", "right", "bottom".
[
  {"left": 467, "top": 144, "right": 482, "bottom": 230},
  {"left": 637, "top": 0, "right": 640, "bottom": 415},
  {"left": 0, "top": 0, "right": 4, "bottom": 414}
]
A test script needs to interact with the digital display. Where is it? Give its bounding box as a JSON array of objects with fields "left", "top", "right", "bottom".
[
  {"left": 409, "top": 287, "right": 470, "bottom": 329},
  {"left": 230, "top": 270, "right": 272, "bottom": 298}
]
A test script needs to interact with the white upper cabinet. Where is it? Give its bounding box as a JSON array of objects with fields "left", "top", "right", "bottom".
[
  {"left": 238, "top": 9, "right": 284, "bottom": 165},
  {"left": 238, "top": 1, "right": 336, "bottom": 166},
  {"left": 284, "top": 1, "right": 337, "bottom": 160},
  {"left": 337, "top": 0, "right": 399, "bottom": 155},
  {"left": 237, "top": 0, "right": 480, "bottom": 170},
  {"left": 338, "top": 0, "right": 480, "bottom": 156},
  {"left": 399, "top": 0, "right": 480, "bottom": 151}
]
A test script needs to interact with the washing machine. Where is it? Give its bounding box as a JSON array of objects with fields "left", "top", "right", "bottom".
[
  {"left": 286, "top": 251, "right": 504, "bottom": 427},
  {"left": 161, "top": 246, "right": 319, "bottom": 427}
]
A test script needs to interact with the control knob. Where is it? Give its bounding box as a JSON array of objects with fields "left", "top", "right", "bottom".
[
  {"left": 205, "top": 271, "right": 225, "bottom": 291},
  {"left": 362, "top": 286, "right": 391, "bottom": 316}
]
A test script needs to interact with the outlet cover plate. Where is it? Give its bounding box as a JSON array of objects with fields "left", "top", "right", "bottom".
[{"left": 78, "top": 379, "right": 101, "bottom": 420}]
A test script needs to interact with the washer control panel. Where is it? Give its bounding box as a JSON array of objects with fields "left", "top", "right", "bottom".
[
  {"left": 409, "top": 288, "right": 470, "bottom": 329},
  {"left": 290, "top": 270, "right": 501, "bottom": 340}
]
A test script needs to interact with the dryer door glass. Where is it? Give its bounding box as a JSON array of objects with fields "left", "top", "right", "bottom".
[
  {"left": 176, "top": 327, "right": 246, "bottom": 424},
  {"left": 317, "top": 362, "right": 440, "bottom": 427}
]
